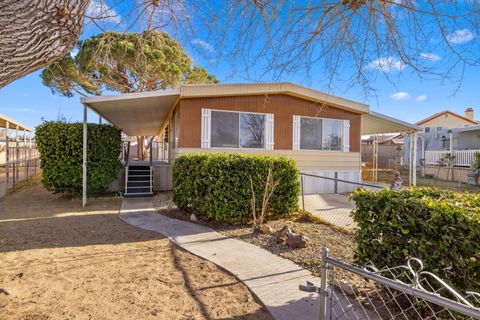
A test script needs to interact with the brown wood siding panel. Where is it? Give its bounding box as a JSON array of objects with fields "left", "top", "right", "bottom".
[{"left": 177, "top": 94, "right": 361, "bottom": 152}]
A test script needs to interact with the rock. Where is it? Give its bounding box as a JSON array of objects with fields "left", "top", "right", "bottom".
[
  {"left": 259, "top": 225, "right": 274, "bottom": 234},
  {"left": 190, "top": 214, "right": 197, "bottom": 222},
  {"left": 278, "top": 225, "right": 294, "bottom": 237},
  {"left": 276, "top": 236, "right": 287, "bottom": 244},
  {"left": 286, "top": 235, "right": 308, "bottom": 248}
]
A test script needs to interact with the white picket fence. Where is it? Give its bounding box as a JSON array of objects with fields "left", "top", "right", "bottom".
[{"left": 425, "top": 149, "right": 480, "bottom": 167}]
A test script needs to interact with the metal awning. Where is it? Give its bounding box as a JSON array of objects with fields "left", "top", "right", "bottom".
[
  {"left": 452, "top": 124, "right": 480, "bottom": 133},
  {"left": 81, "top": 90, "right": 180, "bottom": 136},
  {"left": 0, "top": 112, "right": 32, "bottom": 131},
  {"left": 361, "top": 111, "right": 421, "bottom": 135}
]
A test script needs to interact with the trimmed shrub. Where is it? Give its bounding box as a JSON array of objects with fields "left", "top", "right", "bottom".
[
  {"left": 173, "top": 153, "right": 299, "bottom": 223},
  {"left": 351, "top": 188, "right": 480, "bottom": 291},
  {"left": 36, "top": 121, "right": 121, "bottom": 195}
]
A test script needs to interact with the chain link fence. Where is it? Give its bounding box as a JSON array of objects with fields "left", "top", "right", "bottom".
[
  {"left": 299, "top": 173, "right": 385, "bottom": 231},
  {"left": 300, "top": 248, "right": 480, "bottom": 320}
]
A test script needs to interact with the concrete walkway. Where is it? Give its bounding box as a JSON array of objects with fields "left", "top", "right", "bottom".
[{"left": 119, "top": 198, "right": 374, "bottom": 320}]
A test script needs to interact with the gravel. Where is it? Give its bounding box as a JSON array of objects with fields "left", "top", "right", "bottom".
[{"left": 153, "top": 193, "right": 357, "bottom": 281}]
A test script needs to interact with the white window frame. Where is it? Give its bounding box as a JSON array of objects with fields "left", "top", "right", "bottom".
[
  {"left": 202, "top": 108, "right": 274, "bottom": 150},
  {"left": 293, "top": 115, "right": 349, "bottom": 152}
]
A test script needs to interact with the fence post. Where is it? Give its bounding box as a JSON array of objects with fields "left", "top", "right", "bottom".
[
  {"left": 5, "top": 121, "right": 9, "bottom": 190},
  {"left": 319, "top": 247, "right": 329, "bottom": 320},
  {"left": 301, "top": 174, "right": 305, "bottom": 211},
  {"left": 334, "top": 172, "right": 338, "bottom": 194}
]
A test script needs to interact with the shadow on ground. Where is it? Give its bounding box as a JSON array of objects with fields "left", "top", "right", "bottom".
[{"left": 0, "top": 181, "right": 164, "bottom": 252}]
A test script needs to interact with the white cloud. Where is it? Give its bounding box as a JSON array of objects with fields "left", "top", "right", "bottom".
[
  {"left": 19, "top": 108, "right": 36, "bottom": 113},
  {"left": 191, "top": 39, "right": 214, "bottom": 52},
  {"left": 416, "top": 94, "right": 427, "bottom": 102},
  {"left": 420, "top": 53, "right": 441, "bottom": 62},
  {"left": 87, "top": 0, "right": 121, "bottom": 24},
  {"left": 446, "top": 29, "right": 475, "bottom": 45},
  {"left": 368, "top": 57, "right": 407, "bottom": 72},
  {"left": 390, "top": 92, "right": 411, "bottom": 101}
]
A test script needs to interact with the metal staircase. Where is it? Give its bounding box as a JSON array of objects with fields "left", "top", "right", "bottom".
[{"left": 124, "top": 165, "right": 153, "bottom": 197}]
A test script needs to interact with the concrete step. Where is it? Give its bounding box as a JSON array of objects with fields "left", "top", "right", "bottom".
[{"left": 123, "top": 192, "right": 153, "bottom": 198}]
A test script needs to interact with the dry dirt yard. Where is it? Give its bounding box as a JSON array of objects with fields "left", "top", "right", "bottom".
[{"left": 0, "top": 180, "right": 272, "bottom": 320}]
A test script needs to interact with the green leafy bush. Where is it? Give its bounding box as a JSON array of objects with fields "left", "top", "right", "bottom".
[
  {"left": 173, "top": 153, "right": 299, "bottom": 223},
  {"left": 352, "top": 188, "right": 480, "bottom": 291},
  {"left": 36, "top": 121, "right": 121, "bottom": 195}
]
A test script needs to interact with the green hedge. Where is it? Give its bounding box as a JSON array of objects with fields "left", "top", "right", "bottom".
[
  {"left": 352, "top": 188, "right": 480, "bottom": 291},
  {"left": 173, "top": 153, "right": 299, "bottom": 223},
  {"left": 36, "top": 121, "right": 121, "bottom": 195}
]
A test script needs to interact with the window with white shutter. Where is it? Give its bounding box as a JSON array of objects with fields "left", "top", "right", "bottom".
[
  {"left": 201, "top": 108, "right": 211, "bottom": 148},
  {"left": 265, "top": 113, "right": 274, "bottom": 150},
  {"left": 342, "top": 120, "right": 350, "bottom": 152},
  {"left": 293, "top": 115, "right": 348, "bottom": 152},
  {"left": 292, "top": 115, "right": 301, "bottom": 150},
  {"left": 201, "top": 109, "right": 273, "bottom": 149}
]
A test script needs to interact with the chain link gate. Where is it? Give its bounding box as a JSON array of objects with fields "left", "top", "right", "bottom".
[{"left": 300, "top": 248, "right": 480, "bottom": 320}]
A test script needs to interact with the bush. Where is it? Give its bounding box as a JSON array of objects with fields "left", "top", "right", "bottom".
[
  {"left": 352, "top": 188, "right": 480, "bottom": 291},
  {"left": 36, "top": 121, "right": 121, "bottom": 195},
  {"left": 173, "top": 153, "right": 299, "bottom": 223}
]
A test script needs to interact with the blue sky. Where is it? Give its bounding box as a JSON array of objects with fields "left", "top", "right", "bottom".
[{"left": 1, "top": 1, "right": 479, "bottom": 131}]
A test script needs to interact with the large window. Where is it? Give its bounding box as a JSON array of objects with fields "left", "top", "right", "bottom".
[
  {"left": 211, "top": 110, "right": 266, "bottom": 148},
  {"left": 299, "top": 117, "right": 343, "bottom": 151}
]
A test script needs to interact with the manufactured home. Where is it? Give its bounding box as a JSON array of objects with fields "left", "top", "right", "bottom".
[{"left": 80, "top": 83, "right": 419, "bottom": 201}]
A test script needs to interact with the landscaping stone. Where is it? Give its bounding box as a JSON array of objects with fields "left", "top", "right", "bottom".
[
  {"left": 286, "top": 235, "right": 308, "bottom": 248},
  {"left": 259, "top": 225, "right": 274, "bottom": 234},
  {"left": 278, "top": 225, "right": 294, "bottom": 237}
]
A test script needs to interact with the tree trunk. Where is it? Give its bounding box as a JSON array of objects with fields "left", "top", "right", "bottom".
[{"left": 0, "top": 0, "right": 89, "bottom": 88}]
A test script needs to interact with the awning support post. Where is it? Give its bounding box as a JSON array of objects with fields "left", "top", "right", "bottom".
[
  {"left": 412, "top": 132, "right": 417, "bottom": 187},
  {"left": 82, "top": 104, "right": 87, "bottom": 207}
]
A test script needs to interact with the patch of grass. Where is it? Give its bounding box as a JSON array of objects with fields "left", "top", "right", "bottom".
[{"left": 416, "top": 175, "right": 480, "bottom": 193}]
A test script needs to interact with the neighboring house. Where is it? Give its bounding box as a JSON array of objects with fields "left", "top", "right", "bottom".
[
  {"left": 361, "top": 134, "right": 404, "bottom": 167},
  {"left": 416, "top": 108, "right": 478, "bottom": 130},
  {"left": 81, "top": 83, "right": 419, "bottom": 197},
  {"left": 404, "top": 108, "right": 480, "bottom": 182}
]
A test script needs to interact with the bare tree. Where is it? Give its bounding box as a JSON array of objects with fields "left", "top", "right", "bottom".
[
  {"left": 0, "top": 1, "right": 89, "bottom": 88},
  {"left": 3, "top": 1, "right": 480, "bottom": 94},
  {"left": 250, "top": 167, "right": 280, "bottom": 231},
  {"left": 207, "top": 0, "right": 480, "bottom": 94}
]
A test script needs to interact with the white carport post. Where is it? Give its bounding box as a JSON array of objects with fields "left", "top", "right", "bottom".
[
  {"left": 82, "top": 104, "right": 87, "bottom": 207},
  {"left": 412, "top": 131, "right": 417, "bottom": 187}
]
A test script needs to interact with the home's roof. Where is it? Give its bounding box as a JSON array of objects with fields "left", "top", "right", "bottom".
[
  {"left": 0, "top": 112, "right": 32, "bottom": 132},
  {"left": 361, "top": 111, "right": 420, "bottom": 135},
  {"left": 81, "top": 83, "right": 419, "bottom": 136},
  {"left": 416, "top": 110, "right": 478, "bottom": 126},
  {"left": 452, "top": 124, "right": 480, "bottom": 133}
]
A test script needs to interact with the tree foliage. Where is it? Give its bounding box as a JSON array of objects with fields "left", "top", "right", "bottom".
[{"left": 41, "top": 30, "right": 218, "bottom": 97}]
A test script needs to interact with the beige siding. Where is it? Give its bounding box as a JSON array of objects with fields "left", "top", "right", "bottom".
[
  {"left": 172, "top": 148, "right": 361, "bottom": 171},
  {"left": 420, "top": 114, "right": 475, "bottom": 129}
]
